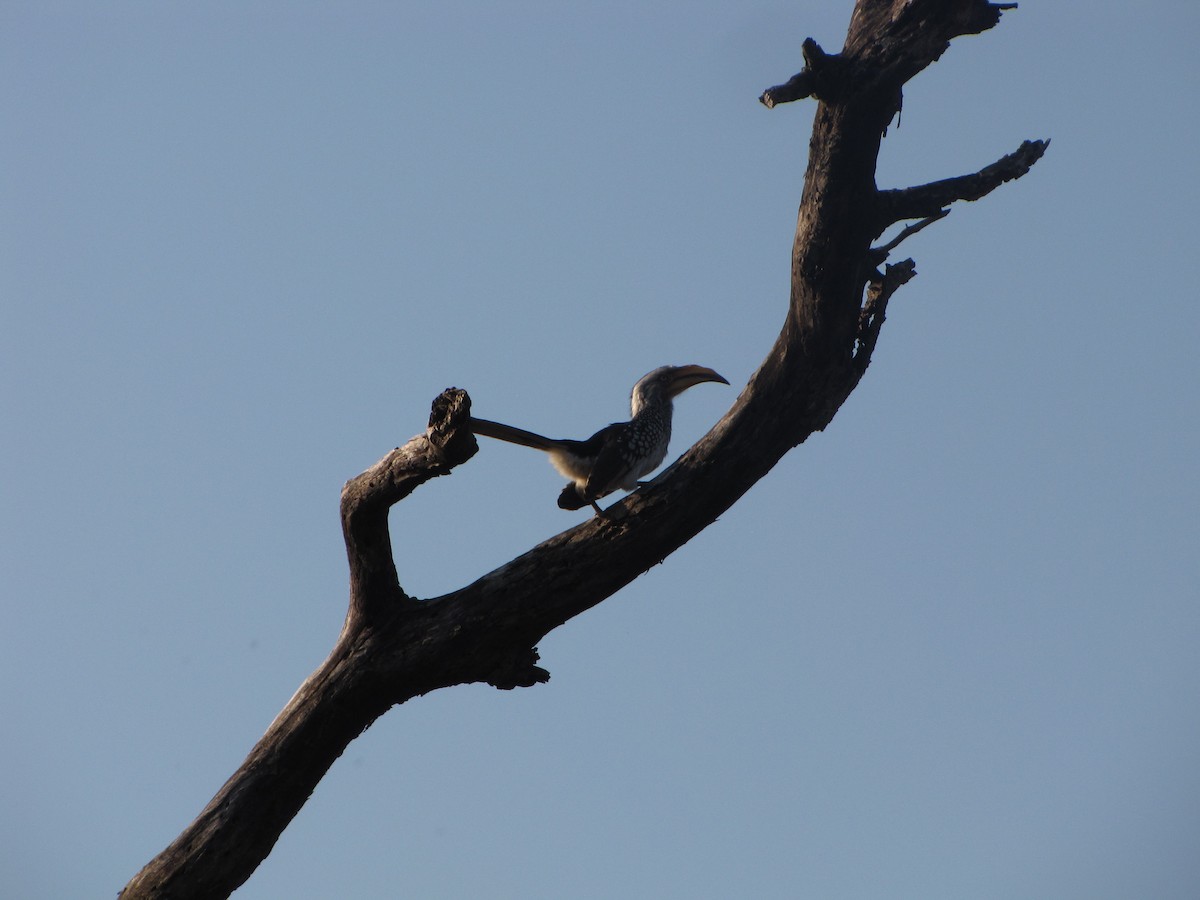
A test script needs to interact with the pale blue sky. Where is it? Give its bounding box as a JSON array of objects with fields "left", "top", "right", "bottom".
[{"left": 3, "top": 3, "right": 1198, "bottom": 898}]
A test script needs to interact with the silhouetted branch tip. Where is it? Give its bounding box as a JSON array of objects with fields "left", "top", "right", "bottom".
[
  {"left": 876, "top": 138, "right": 1049, "bottom": 230},
  {"left": 427, "top": 387, "right": 477, "bottom": 463},
  {"left": 760, "top": 38, "right": 849, "bottom": 107},
  {"left": 760, "top": 70, "right": 815, "bottom": 108}
]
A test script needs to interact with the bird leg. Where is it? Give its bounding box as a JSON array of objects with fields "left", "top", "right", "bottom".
[{"left": 590, "top": 500, "right": 627, "bottom": 522}]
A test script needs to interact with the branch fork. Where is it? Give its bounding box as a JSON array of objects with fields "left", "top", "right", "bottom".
[{"left": 121, "top": 2, "right": 1048, "bottom": 897}]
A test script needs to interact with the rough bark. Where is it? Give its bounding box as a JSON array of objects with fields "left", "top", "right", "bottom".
[{"left": 120, "top": 2, "right": 1046, "bottom": 896}]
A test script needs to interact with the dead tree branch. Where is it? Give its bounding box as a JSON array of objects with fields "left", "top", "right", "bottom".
[
  {"left": 875, "top": 139, "right": 1049, "bottom": 231},
  {"left": 120, "top": 1, "right": 1046, "bottom": 896}
]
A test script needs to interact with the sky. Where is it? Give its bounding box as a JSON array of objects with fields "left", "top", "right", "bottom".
[{"left": 3, "top": 2, "right": 1198, "bottom": 898}]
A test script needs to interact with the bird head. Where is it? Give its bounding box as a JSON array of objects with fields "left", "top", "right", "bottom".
[{"left": 630, "top": 364, "right": 729, "bottom": 415}]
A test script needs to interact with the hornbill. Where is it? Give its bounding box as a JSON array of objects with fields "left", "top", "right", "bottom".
[{"left": 470, "top": 364, "right": 729, "bottom": 517}]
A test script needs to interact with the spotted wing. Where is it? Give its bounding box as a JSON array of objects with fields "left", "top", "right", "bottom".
[{"left": 583, "top": 423, "right": 640, "bottom": 500}]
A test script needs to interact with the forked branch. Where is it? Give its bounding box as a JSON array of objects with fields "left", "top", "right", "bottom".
[
  {"left": 339, "top": 387, "right": 477, "bottom": 623},
  {"left": 120, "top": 1, "right": 1045, "bottom": 897}
]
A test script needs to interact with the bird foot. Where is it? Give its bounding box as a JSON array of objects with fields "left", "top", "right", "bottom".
[{"left": 590, "top": 501, "right": 627, "bottom": 522}]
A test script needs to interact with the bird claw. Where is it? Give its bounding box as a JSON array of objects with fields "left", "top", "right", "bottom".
[{"left": 590, "top": 501, "right": 627, "bottom": 523}]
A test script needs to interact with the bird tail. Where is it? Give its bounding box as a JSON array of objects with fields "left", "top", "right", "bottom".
[
  {"left": 556, "top": 483, "right": 588, "bottom": 510},
  {"left": 469, "top": 417, "right": 563, "bottom": 452}
]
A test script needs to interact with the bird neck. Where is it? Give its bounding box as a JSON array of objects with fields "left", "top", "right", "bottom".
[{"left": 630, "top": 390, "right": 671, "bottom": 419}]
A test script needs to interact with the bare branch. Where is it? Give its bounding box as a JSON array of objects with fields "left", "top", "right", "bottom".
[
  {"left": 760, "top": 70, "right": 815, "bottom": 108},
  {"left": 338, "top": 388, "right": 477, "bottom": 623},
  {"left": 870, "top": 209, "right": 951, "bottom": 263},
  {"left": 760, "top": 39, "right": 841, "bottom": 107},
  {"left": 852, "top": 259, "right": 918, "bottom": 382},
  {"left": 121, "top": 2, "right": 1048, "bottom": 897},
  {"left": 876, "top": 139, "right": 1049, "bottom": 231}
]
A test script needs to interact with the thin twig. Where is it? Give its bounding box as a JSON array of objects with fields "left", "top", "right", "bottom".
[{"left": 871, "top": 209, "right": 950, "bottom": 260}]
